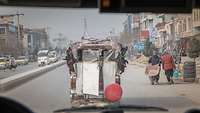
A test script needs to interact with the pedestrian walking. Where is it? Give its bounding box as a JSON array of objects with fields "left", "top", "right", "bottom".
[
  {"left": 161, "top": 51, "right": 176, "bottom": 84},
  {"left": 117, "top": 45, "right": 128, "bottom": 74},
  {"left": 146, "top": 51, "right": 161, "bottom": 85}
]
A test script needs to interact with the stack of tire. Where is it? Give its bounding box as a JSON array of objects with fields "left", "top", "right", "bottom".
[{"left": 183, "top": 61, "right": 196, "bottom": 82}]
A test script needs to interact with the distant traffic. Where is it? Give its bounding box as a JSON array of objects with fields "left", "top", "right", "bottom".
[
  {"left": 0, "top": 49, "right": 60, "bottom": 70},
  {"left": 37, "top": 50, "right": 59, "bottom": 67}
]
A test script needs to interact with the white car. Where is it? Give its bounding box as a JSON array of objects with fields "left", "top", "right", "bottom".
[
  {"left": 48, "top": 51, "right": 58, "bottom": 63},
  {"left": 38, "top": 56, "right": 50, "bottom": 66},
  {"left": 49, "top": 55, "right": 58, "bottom": 63},
  {"left": 37, "top": 50, "right": 50, "bottom": 66}
]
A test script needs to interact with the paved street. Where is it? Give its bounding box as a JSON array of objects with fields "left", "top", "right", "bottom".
[
  {"left": 0, "top": 62, "right": 38, "bottom": 79},
  {"left": 121, "top": 65, "right": 200, "bottom": 113},
  {"left": 0, "top": 64, "right": 200, "bottom": 113}
]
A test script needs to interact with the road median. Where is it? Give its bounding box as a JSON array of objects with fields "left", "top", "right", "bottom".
[{"left": 0, "top": 60, "right": 66, "bottom": 92}]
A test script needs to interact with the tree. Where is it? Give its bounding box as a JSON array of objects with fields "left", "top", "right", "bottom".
[
  {"left": 187, "top": 38, "right": 200, "bottom": 61},
  {"left": 119, "top": 32, "right": 134, "bottom": 58},
  {"left": 143, "top": 38, "right": 155, "bottom": 57},
  {"left": 119, "top": 32, "right": 132, "bottom": 45}
]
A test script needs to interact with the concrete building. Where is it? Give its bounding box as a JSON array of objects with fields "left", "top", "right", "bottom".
[
  {"left": 0, "top": 23, "right": 18, "bottom": 56},
  {"left": 139, "top": 14, "right": 149, "bottom": 42},
  {"left": 132, "top": 14, "right": 140, "bottom": 43},
  {"left": 130, "top": 12, "right": 200, "bottom": 56},
  {"left": 0, "top": 24, "right": 24, "bottom": 57},
  {"left": 123, "top": 14, "right": 132, "bottom": 35},
  {"left": 173, "top": 14, "right": 193, "bottom": 56},
  {"left": 193, "top": 8, "right": 200, "bottom": 38},
  {"left": 139, "top": 14, "right": 160, "bottom": 42},
  {"left": 155, "top": 14, "right": 176, "bottom": 49},
  {"left": 128, "top": 13, "right": 198, "bottom": 56},
  {"left": 23, "top": 28, "right": 50, "bottom": 58},
  {"left": 0, "top": 15, "right": 24, "bottom": 57}
]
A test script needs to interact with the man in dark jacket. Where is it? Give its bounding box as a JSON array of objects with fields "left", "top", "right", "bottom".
[
  {"left": 117, "top": 46, "right": 129, "bottom": 74},
  {"left": 66, "top": 47, "right": 76, "bottom": 75},
  {"left": 148, "top": 51, "right": 161, "bottom": 85}
]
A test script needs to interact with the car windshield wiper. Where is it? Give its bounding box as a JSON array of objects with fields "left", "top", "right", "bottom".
[{"left": 54, "top": 104, "right": 168, "bottom": 113}]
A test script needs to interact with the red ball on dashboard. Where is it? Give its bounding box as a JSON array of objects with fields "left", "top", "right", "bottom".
[{"left": 104, "top": 83, "right": 122, "bottom": 102}]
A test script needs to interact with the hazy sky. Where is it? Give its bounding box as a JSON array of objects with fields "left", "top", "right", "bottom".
[{"left": 0, "top": 6, "right": 126, "bottom": 41}]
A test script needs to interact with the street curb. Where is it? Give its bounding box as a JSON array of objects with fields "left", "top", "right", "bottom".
[{"left": 0, "top": 60, "right": 66, "bottom": 92}]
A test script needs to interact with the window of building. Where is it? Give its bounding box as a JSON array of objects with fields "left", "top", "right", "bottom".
[
  {"left": 149, "top": 19, "right": 153, "bottom": 27},
  {"left": 144, "top": 21, "right": 147, "bottom": 29},
  {"left": 8, "top": 25, "right": 16, "bottom": 32},
  {"left": 0, "top": 27, "right": 6, "bottom": 34},
  {"left": 196, "top": 9, "right": 198, "bottom": 21},
  {"left": 181, "top": 24, "right": 183, "bottom": 32},
  {"left": 28, "top": 34, "right": 31, "bottom": 43},
  {"left": 158, "top": 15, "right": 165, "bottom": 23},
  {"left": 193, "top": 9, "right": 198, "bottom": 22},
  {"left": 188, "top": 17, "right": 192, "bottom": 30},
  {"left": 193, "top": 10, "right": 196, "bottom": 21},
  {"left": 196, "top": 10, "right": 198, "bottom": 20},
  {"left": 178, "top": 22, "right": 182, "bottom": 33},
  {"left": 195, "top": 9, "right": 198, "bottom": 21}
]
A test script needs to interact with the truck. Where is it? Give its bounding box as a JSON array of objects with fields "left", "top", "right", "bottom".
[{"left": 67, "top": 38, "right": 125, "bottom": 107}]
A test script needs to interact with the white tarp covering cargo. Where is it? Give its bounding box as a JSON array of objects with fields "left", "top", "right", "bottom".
[
  {"left": 103, "top": 61, "right": 117, "bottom": 90},
  {"left": 82, "top": 62, "right": 99, "bottom": 96},
  {"left": 75, "top": 63, "right": 83, "bottom": 95}
]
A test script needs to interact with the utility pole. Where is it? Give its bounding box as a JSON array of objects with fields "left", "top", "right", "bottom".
[
  {"left": 83, "top": 17, "right": 88, "bottom": 39},
  {"left": 16, "top": 11, "right": 24, "bottom": 55},
  {"left": 16, "top": 11, "right": 24, "bottom": 40},
  {"left": 45, "top": 27, "right": 51, "bottom": 49}
]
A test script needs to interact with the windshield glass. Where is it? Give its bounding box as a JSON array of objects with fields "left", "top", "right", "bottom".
[
  {"left": 82, "top": 50, "right": 99, "bottom": 61},
  {"left": 49, "top": 52, "right": 56, "bottom": 58},
  {"left": 38, "top": 52, "right": 48, "bottom": 57},
  {"left": 49, "top": 54, "right": 55, "bottom": 58},
  {"left": 0, "top": 5, "right": 200, "bottom": 113}
]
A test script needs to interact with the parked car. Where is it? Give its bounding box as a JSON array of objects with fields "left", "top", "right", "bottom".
[
  {"left": 0, "top": 57, "right": 8, "bottom": 70},
  {"left": 16, "top": 56, "right": 29, "bottom": 65}
]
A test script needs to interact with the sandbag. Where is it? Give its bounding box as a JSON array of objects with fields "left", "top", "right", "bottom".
[{"left": 145, "top": 64, "right": 160, "bottom": 76}]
